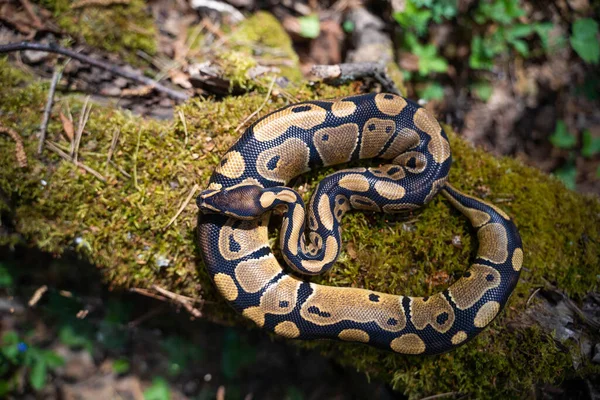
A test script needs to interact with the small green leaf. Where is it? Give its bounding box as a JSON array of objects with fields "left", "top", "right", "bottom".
[
  {"left": 2, "top": 331, "right": 19, "bottom": 345},
  {"left": 0, "top": 266, "right": 12, "bottom": 288},
  {"left": 508, "top": 24, "right": 535, "bottom": 39},
  {"left": 549, "top": 121, "right": 576, "bottom": 149},
  {"left": 113, "top": 359, "right": 130, "bottom": 374},
  {"left": 471, "top": 81, "right": 493, "bottom": 102},
  {"left": 553, "top": 163, "right": 577, "bottom": 190},
  {"left": 29, "top": 359, "right": 47, "bottom": 391},
  {"left": 582, "top": 130, "right": 600, "bottom": 158},
  {"left": 570, "top": 18, "right": 600, "bottom": 64},
  {"left": 392, "top": 1, "right": 432, "bottom": 36},
  {"left": 42, "top": 351, "right": 65, "bottom": 369},
  {"left": 418, "top": 82, "right": 445, "bottom": 101},
  {"left": 144, "top": 377, "right": 171, "bottom": 400},
  {"left": 342, "top": 20, "right": 354, "bottom": 33},
  {"left": 510, "top": 39, "right": 529, "bottom": 56},
  {"left": 298, "top": 15, "right": 320, "bottom": 39}
]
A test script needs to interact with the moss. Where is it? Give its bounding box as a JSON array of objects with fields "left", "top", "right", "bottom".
[
  {"left": 228, "top": 11, "right": 302, "bottom": 83},
  {"left": 34, "top": 0, "right": 156, "bottom": 60},
  {"left": 1, "top": 30, "right": 600, "bottom": 399}
]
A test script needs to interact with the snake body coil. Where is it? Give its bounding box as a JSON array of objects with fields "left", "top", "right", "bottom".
[{"left": 197, "top": 93, "right": 522, "bottom": 355}]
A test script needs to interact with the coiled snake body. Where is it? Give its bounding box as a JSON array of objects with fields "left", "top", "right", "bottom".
[{"left": 197, "top": 93, "right": 522, "bottom": 355}]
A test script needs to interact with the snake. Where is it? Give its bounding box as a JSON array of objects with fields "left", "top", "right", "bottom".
[{"left": 196, "top": 93, "right": 523, "bottom": 355}]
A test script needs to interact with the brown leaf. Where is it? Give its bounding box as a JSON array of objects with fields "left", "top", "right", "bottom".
[{"left": 59, "top": 112, "right": 75, "bottom": 141}]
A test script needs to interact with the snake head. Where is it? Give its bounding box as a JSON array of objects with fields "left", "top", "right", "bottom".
[{"left": 197, "top": 184, "right": 265, "bottom": 220}]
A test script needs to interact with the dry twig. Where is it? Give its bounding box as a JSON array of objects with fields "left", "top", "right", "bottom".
[
  {"left": 190, "top": 0, "right": 245, "bottom": 23},
  {"left": 311, "top": 62, "right": 401, "bottom": 95},
  {"left": 131, "top": 285, "right": 203, "bottom": 318},
  {"left": 0, "top": 42, "right": 190, "bottom": 101},
  {"left": 38, "top": 67, "right": 62, "bottom": 155},
  {"left": 165, "top": 184, "right": 200, "bottom": 228},
  {"left": 0, "top": 125, "right": 28, "bottom": 168},
  {"left": 28, "top": 285, "right": 48, "bottom": 307},
  {"left": 46, "top": 140, "right": 106, "bottom": 182},
  {"left": 71, "top": 0, "right": 130, "bottom": 9},
  {"left": 72, "top": 96, "right": 92, "bottom": 163},
  {"left": 234, "top": 77, "right": 277, "bottom": 134}
]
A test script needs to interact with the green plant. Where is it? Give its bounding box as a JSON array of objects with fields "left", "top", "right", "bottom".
[
  {"left": 0, "top": 331, "right": 64, "bottom": 395},
  {"left": 582, "top": 129, "right": 600, "bottom": 158},
  {"left": 549, "top": 122, "right": 600, "bottom": 189},
  {"left": 143, "top": 377, "right": 171, "bottom": 400},
  {"left": 570, "top": 18, "right": 599, "bottom": 64},
  {"left": 418, "top": 82, "right": 445, "bottom": 100},
  {"left": 298, "top": 15, "right": 320, "bottom": 39},
  {"left": 549, "top": 120, "right": 576, "bottom": 149},
  {"left": 404, "top": 33, "right": 448, "bottom": 76},
  {"left": 161, "top": 335, "right": 204, "bottom": 377}
]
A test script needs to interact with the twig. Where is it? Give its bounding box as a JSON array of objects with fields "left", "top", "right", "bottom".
[
  {"left": 133, "top": 127, "right": 142, "bottom": 191},
  {"left": 72, "top": 96, "right": 92, "bottom": 163},
  {"left": 151, "top": 285, "right": 203, "bottom": 318},
  {"left": 71, "top": 0, "right": 130, "bottom": 9},
  {"left": 418, "top": 392, "right": 461, "bottom": 400},
  {"left": 178, "top": 110, "right": 189, "bottom": 146},
  {"left": 165, "top": 184, "right": 200, "bottom": 228},
  {"left": 28, "top": 285, "right": 48, "bottom": 307},
  {"left": 0, "top": 42, "right": 190, "bottom": 101},
  {"left": 310, "top": 62, "right": 401, "bottom": 95},
  {"left": 526, "top": 287, "right": 542, "bottom": 308},
  {"left": 109, "top": 160, "right": 131, "bottom": 178},
  {"left": 190, "top": 0, "right": 245, "bottom": 23},
  {"left": 0, "top": 126, "right": 28, "bottom": 168},
  {"left": 127, "top": 306, "right": 166, "bottom": 328},
  {"left": 234, "top": 77, "right": 277, "bottom": 134},
  {"left": 38, "top": 67, "right": 62, "bottom": 155},
  {"left": 46, "top": 140, "right": 106, "bottom": 182},
  {"left": 19, "top": 0, "right": 43, "bottom": 29},
  {"left": 105, "top": 128, "right": 121, "bottom": 172}
]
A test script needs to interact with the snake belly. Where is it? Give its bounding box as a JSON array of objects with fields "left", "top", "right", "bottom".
[{"left": 196, "top": 93, "right": 523, "bottom": 355}]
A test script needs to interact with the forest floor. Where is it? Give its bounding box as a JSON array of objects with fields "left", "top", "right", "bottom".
[{"left": 1, "top": 0, "right": 599, "bottom": 399}]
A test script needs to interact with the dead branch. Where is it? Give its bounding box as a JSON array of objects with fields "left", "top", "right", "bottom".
[
  {"left": 0, "top": 42, "right": 190, "bottom": 101},
  {"left": 38, "top": 67, "right": 62, "bottom": 155},
  {"left": 190, "top": 0, "right": 245, "bottom": 23},
  {"left": 310, "top": 62, "right": 401, "bottom": 95}
]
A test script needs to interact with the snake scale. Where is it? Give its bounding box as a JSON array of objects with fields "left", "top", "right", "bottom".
[{"left": 196, "top": 93, "right": 523, "bottom": 355}]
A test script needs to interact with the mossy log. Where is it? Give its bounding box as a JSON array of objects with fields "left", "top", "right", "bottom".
[{"left": 1, "top": 12, "right": 599, "bottom": 399}]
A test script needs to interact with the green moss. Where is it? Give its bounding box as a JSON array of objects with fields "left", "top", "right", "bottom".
[
  {"left": 229, "top": 11, "right": 302, "bottom": 83},
  {"left": 35, "top": 0, "right": 156, "bottom": 59},
  {"left": 1, "top": 33, "right": 599, "bottom": 399}
]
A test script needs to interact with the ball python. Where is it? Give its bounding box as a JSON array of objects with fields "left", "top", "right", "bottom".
[{"left": 196, "top": 93, "right": 523, "bottom": 355}]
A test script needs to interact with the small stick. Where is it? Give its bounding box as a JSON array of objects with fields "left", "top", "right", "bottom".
[
  {"left": 190, "top": 0, "right": 245, "bottom": 23},
  {"left": 234, "top": 77, "right": 277, "bottom": 134},
  {"left": 72, "top": 96, "right": 92, "bottom": 163},
  {"left": 151, "top": 285, "right": 203, "bottom": 318},
  {"left": 0, "top": 126, "right": 28, "bottom": 168},
  {"left": 165, "top": 184, "right": 200, "bottom": 228},
  {"left": 0, "top": 42, "right": 190, "bottom": 101},
  {"left": 19, "top": 0, "right": 43, "bottom": 29},
  {"left": 46, "top": 140, "right": 106, "bottom": 182},
  {"left": 178, "top": 110, "right": 189, "bottom": 146},
  {"left": 71, "top": 0, "right": 130, "bottom": 9},
  {"left": 133, "top": 128, "right": 142, "bottom": 191},
  {"left": 418, "top": 392, "right": 461, "bottom": 400},
  {"left": 310, "top": 62, "right": 401, "bottom": 95},
  {"left": 38, "top": 67, "right": 62, "bottom": 155},
  {"left": 105, "top": 128, "right": 121, "bottom": 172},
  {"left": 28, "top": 285, "right": 48, "bottom": 307}
]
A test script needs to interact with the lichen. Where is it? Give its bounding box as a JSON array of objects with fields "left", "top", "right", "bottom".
[
  {"left": 34, "top": 0, "right": 156, "bottom": 60},
  {"left": 1, "top": 17, "right": 600, "bottom": 398}
]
